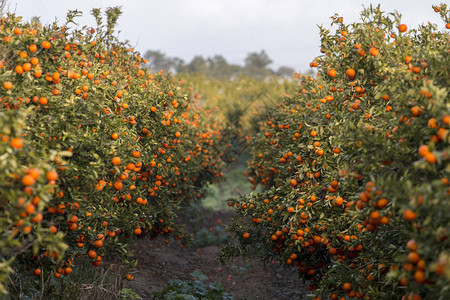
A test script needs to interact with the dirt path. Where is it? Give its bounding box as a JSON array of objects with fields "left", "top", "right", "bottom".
[{"left": 124, "top": 208, "right": 309, "bottom": 300}]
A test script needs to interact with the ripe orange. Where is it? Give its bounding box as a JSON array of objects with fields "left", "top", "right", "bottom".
[
  {"left": 46, "top": 170, "right": 58, "bottom": 181},
  {"left": 343, "top": 282, "right": 352, "bottom": 291},
  {"left": 113, "top": 181, "right": 123, "bottom": 191},
  {"left": 125, "top": 274, "right": 134, "bottom": 281},
  {"left": 10, "top": 137, "right": 23, "bottom": 149},
  {"left": 49, "top": 226, "right": 57, "bottom": 234},
  {"left": 22, "top": 63, "right": 32, "bottom": 71},
  {"left": 346, "top": 68, "right": 355, "bottom": 79},
  {"left": 31, "top": 213, "right": 43, "bottom": 223},
  {"left": 408, "top": 252, "right": 420, "bottom": 264},
  {"left": 25, "top": 203, "right": 36, "bottom": 215},
  {"left": 242, "top": 232, "right": 250, "bottom": 239},
  {"left": 418, "top": 145, "right": 429, "bottom": 157},
  {"left": 41, "top": 41, "right": 51, "bottom": 49},
  {"left": 327, "top": 69, "right": 337, "bottom": 77},
  {"left": 424, "top": 152, "right": 436, "bottom": 163},
  {"left": 29, "top": 44, "right": 37, "bottom": 52},
  {"left": 39, "top": 97, "right": 48, "bottom": 105},
  {"left": 403, "top": 209, "right": 417, "bottom": 221},
  {"left": 398, "top": 24, "right": 407, "bottom": 32},
  {"left": 112, "top": 157, "right": 121, "bottom": 165},
  {"left": 15, "top": 65, "right": 24, "bottom": 74},
  {"left": 369, "top": 47, "right": 379, "bottom": 56},
  {"left": 22, "top": 175, "right": 35, "bottom": 186},
  {"left": 93, "top": 240, "right": 103, "bottom": 248},
  {"left": 377, "top": 198, "right": 388, "bottom": 208},
  {"left": 3, "top": 81, "right": 13, "bottom": 90},
  {"left": 88, "top": 250, "right": 97, "bottom": 259}
]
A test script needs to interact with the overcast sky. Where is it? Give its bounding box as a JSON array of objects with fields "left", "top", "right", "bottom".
[{"left": 6, "top": 0, "right": 445, "bottom": 72}]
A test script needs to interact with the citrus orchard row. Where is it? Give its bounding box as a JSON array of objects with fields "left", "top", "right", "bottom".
[
  {"left": 223, "top": 4, "right": 449, "bottom": 300},
  {"left": 0, "top": 8, "right": 229, "bottom": 296}
]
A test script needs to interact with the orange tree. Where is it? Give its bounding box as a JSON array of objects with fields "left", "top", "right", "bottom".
[
  {"left": 0, "top": 7, "right": 228, "bottom": 297},
  {"left": 222, "top": 4, "right": 449, "bottom": 300},
  {"left": 177, "top": 73, "right": 298, "bottom": 134}
]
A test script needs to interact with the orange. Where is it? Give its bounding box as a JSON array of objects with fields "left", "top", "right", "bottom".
[
  {"left": 93, "top": 240, "right": 103, "bottom": 248},
  {"left": 29, "top": 44, "right": 37, "bottom": 52},
  {"left": 346, "top": 68, "right": 355, "bottom": 79},
  {"left": 343, "top": 283, "right": 352, "bottom": 291},
  {"left": 403, "top": 209, "right": 417, "bottom": 221},
  {"left": 327, "top": 69, "right": 337, "bottom": 77},
  {"left": 22, "top": 175, "right": 35, "bottom": 186},
  {"left": 3, "top": 81, "right": 13, "bottom": 90},
  {"left": 41, "top": 41, "right": 51, "bottom": 49},
  {"left": 398, "top": 24, "right": 407, "bottom": 32},
  {"left": 22, "top": 63, "right": 32, "bottom": 71},
  {"left": 125, "top": 274, "right": 134, "bottom": 281},
  {"left": 418, "top": 145, "right": 429, "bottom": 157},
  {"left": 377, "top": 198, "right": 388, "bottom": 208},
  {"left": 113, "top": 181, "right": 123, "bottom": 191},
  {"left": 88, "top": 250, "right": 97, "bottom": 259},
  {"left": 369, "top": 47, "right": 379, "bottom": 56},
  {"left": 15, "top": 65, "right": 24, "bottom": 74},
  {"left": 39, "top": 97, "right": 48, "bottom": 105},
  {"left": 424, "top": 152, "right": 436, "bottom": 163},
  {"left": 408, "top": 252, "right": 420, "bottom": 264},
  {"left": 112, "top": 157, "right": 121, "bottom": 165},
  {"left": 10, "top": 137, "right": 23, "bottom": 149},
  {"left": 46, "top": 170, "right": 58, "bottom": 181}
]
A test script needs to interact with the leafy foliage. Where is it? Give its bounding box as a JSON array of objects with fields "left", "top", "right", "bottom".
[
  {"left": 153, "top": 270, "right": 233, "bottom": 300},
  {"left": 222, "top": 4, "right": 450, "bottom": 300},
  {"left": 0, "top": 7, "right": 228, "bottom": 297}
]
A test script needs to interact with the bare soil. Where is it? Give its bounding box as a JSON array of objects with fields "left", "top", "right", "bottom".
[{"left": 124, "top": 208, "right": 309, "bottom": 300}]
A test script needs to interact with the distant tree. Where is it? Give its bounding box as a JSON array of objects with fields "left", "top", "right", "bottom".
[
  {"left": 206, "top": 55, "right": 244, "bottom": 78},
  {"left": 276, "top": 66, "right": 295, "bottom": 77},
  {"left": 187, "top": 56, "right": 208, "bottom": 74},
  {"left": 172, "top": 57, "right": 186, "bottom": 73},
  {"left": 142, "top": 48, "right": 296, "bottom": 78},
  {"left": 144, "top": 50, "right": 175, "bottom": 72},
  {"left": 244, "top": 50, "right": 273, "bottom": 78},
  {"left": 207, "top": 55, "right": 228, "bottom": 77}
]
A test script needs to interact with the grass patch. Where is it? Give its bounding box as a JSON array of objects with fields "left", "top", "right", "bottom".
[{"left": 202, "top": 165, "right": 262, "bottom": 211}]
